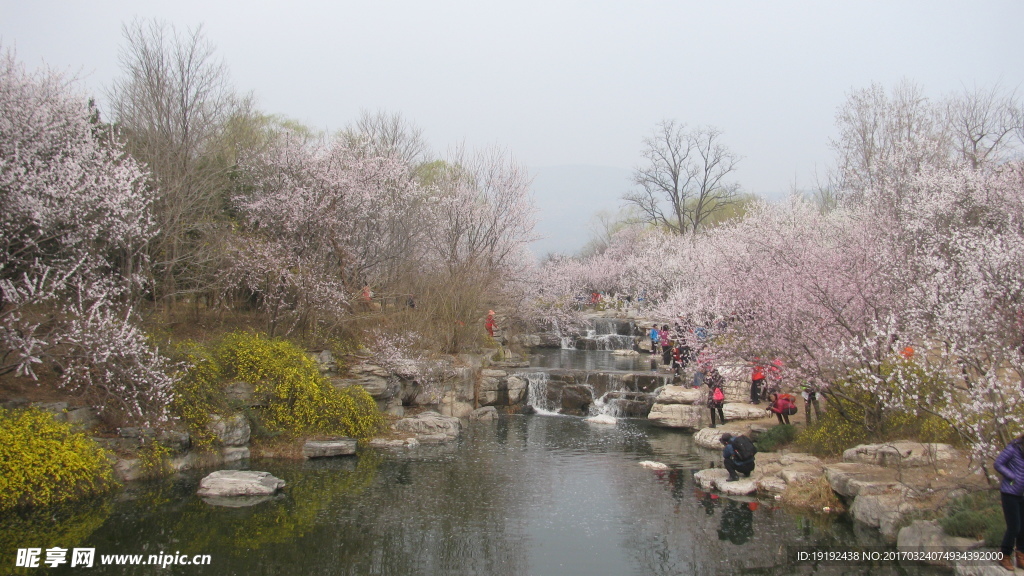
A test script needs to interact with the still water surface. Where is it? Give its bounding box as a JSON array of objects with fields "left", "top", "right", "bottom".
[{"left": 9, "top": 416, "right": 948, "bottom": 576}]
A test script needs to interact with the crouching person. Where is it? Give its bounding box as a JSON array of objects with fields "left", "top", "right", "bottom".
[{"left": 720, "top": 433, "right": 757, "bottom": 482}]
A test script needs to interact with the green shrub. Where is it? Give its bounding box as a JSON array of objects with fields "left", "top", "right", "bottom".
[
  {"left": 755, "top": 424, "right": 797, "bottom": 452},
  {"left": 172, "top": 332, "right": 385, "bottom": 441},
  {"left": 940, "top": 490, "right": 1004, "bottom": 547},
  {"left": 0, "top": 408, "right": 116, "bottom": 511},
  {"left": 796, "top": 406, "right": 869, "bottom": 456},
  {"left": 136, "top": 440, "right": 173, "bottom": 479},
  {"left": 795, "top": 367, "right": 959, "bottom": 456},
  {"left": 171, "top": 342, "right": 225, "bottom": 447}
]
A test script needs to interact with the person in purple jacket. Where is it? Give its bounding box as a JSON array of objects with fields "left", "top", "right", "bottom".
[{"left": 995, "top": 435, "right": 1024, "bottom": 571}]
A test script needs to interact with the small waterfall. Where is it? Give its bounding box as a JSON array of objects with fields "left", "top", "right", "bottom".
[
  {"left": 523, "top": 372, "right": 559, "bottom": 415},
  {"left": 563, "top": 318, "right": 637, "bottom": 351}
]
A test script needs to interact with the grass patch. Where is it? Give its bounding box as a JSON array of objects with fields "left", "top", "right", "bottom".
[
  {"left": 755, "top": 424, "right": 797, "bottom": 452},
  {"left": 780, "top": 476, "right": 845, "bottom": 514},
  {"left": 940, "top": 490, "right": 1004, "bottom": 547}
]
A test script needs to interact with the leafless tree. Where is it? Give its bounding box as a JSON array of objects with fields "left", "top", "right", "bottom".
[
  {"left": 338, "top": 109, "right": 430, "bottom": 167},
  {"left": 830, "top": 80, "right": 948, "bottom": 199},
  {"left": 944, "top": 84, "right": 1023, "bottom": 168},
  {"left": 624, "top": 120, "right": 741, "bottom": 235},
  {"left": 107, "top": 19, "right": 244, "bottom": 311}
]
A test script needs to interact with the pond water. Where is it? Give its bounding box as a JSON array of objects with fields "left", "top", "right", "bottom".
[
  {"left": 7, "top": 417, "right": 947, "bottom": 576},
  {"left": 529, "top": 348, "right": 657, "bottom": 372}
]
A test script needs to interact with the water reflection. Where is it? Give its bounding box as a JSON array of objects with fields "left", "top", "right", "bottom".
[{"left": 6, "top": 416, "right": 951, "bottom": 576}]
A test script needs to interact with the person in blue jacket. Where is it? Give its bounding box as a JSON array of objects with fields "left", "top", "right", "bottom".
[{"left": 995, "top": 434, "right": 1024, "bottom": 571}]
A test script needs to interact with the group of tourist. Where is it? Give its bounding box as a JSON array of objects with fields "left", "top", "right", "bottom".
[
  {"left": 578, "top": 290, "right": 648, "bottom": 311},
  {"left": 639, "top": 317, "right": 1024, "bottom": 570}
]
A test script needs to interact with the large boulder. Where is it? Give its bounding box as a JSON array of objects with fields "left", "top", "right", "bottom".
[
  {"left": 223, "top": 381, "right": 260, "bottom": 407},
  {"left": 654, "top": 386, "right": 702, "bottom": 405},
  {"left": 648, "top": 403, "right": 707, "bottom": 430},
  {"left": 722, "top": 403, "right": 771, "bottom": 421},
  {"left": 480, "top": 369, "right": 529, "bottom": 407},
  {"left": 559, "top": 385, "right": 593, "bottom": 416},
  {"left": 850, "top": 492, "right": 916, "bottom": 541},
  {"left": 393, "top": 411, "right": 462, "bottom": 439},
  {"left": 331, "top": 363, "right": 395, "bottom": 400},
  {"left": 843, "top": 442, "right": 959, "bottom": 468},
  {"left": 506, "top": 375, "right": 528, "bottom": 405},
  {"left": 207, "top": 414, "right": 251, "bottom": 446},
  {"left": 66, "top": 406, "right": 101, "bottom": 431}
]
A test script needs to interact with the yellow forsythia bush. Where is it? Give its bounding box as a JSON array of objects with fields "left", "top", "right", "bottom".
[
  {"left": 174, "top": 332, "right": 385, "bottom": 441},
  {"left": 0, "top": 408, "right": 115, "bottom": 511}
]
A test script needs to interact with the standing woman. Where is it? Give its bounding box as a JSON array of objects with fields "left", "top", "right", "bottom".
[
  {"left": 707, "top": 369, "right": 727, "bottom": 428},
  {"left": 995, "top": 434, "right": 1024, "bottom": 571},
  {"left": 659, "top": 325, "right": 672, "bottom": 365}
]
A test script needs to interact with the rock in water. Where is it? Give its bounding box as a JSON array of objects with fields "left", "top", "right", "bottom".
[
  {"left": 640, "top": 461, "right": 669, "bottom": 470},
  {"left": 197, "top": 470, "right": 285, "bottom": 499},
  {"left": 303, "top": 438, "right": 357, "bottom": 458}
]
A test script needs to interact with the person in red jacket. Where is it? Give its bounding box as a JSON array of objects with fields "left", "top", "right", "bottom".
[
  {"left": 485, "top": 310, "right": 496, "bottom": 337},
  {"left": 750, "top": 359, "right": 765, "bottom": 404},
  {"left": 767, "top": 392, "right": 795, "bottom": 425}
]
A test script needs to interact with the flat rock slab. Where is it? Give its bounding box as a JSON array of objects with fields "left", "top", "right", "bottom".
[
  {"left": 824, "top": 462, "right": 903, "bottom": 498},
  {"left": 694, "top": 468, "right": 758, "bottom": 495},
  {"left": 197, "top": 470, "right": 285, "bottom": 499},
  {"left": 303, "top": 438, "right": 357, "bottom": 458},
  {"left": 843, "top": 442, "right": 959, "bottom": 467}
]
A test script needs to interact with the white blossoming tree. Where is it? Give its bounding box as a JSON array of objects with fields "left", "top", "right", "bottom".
[{"left": 0, "top": 51, "right": 174, "bottom": 423}]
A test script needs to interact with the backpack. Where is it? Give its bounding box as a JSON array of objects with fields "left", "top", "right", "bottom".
[
  {"left": 712, "top": 387, "right": 725, "bottom": 403},
  {"left": 779, "top": 393, "right": 798, "bottom": 415},
  {"left": 732, "top": 435, "right": 757, "bottom": 462}
]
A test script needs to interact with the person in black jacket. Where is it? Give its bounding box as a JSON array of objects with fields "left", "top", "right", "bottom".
[{"left": 720, "top": 433, "right": 755, "bottom": 482}]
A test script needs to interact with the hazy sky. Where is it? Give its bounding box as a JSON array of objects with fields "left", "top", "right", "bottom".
[{"left": 3, "top": 1, "right": 1023, "bottom": 254}]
